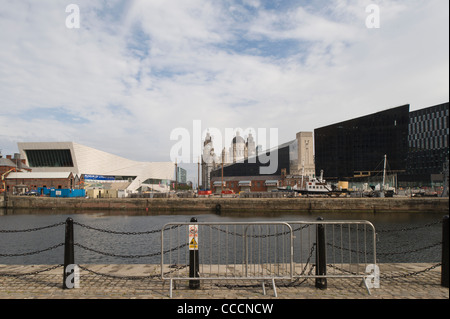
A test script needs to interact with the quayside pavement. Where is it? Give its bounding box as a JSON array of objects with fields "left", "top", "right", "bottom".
[{"left": 0, "top": 263, "right": 448, "bottom": 299}]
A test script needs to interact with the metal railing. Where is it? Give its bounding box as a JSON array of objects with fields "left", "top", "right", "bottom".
[
  {"left": 160, "top": 219, "right": 377, "bottom": 297},
  {"left": 2, "top": 216, "right": 447, "bottom": 298},
  {"left": 161, "top": 221, "right": 294, "bottom": 297},
  {"left": 289, "top": 220, "right": 377, "bottom": 293}
]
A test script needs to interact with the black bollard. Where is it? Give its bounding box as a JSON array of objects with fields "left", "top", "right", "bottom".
[
  {"left": 63, "top": 217, "right": 75, "bottom": 289},
  {"left": 442, "top": 215, "right": 449, "bottom": 288},
  {"left": 189, "top": 217, "right": 200, "bottom": 289},
  {"left": 315, "top": 217, "right": 327, "bottom": 289}
]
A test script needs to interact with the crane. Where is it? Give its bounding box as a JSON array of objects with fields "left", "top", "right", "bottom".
[{"left": 1, "top": 168, "right": 16, "bottom": 193}]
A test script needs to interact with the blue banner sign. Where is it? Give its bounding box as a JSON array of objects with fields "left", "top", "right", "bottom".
[{"left": 84, "top": 174, "right": 115, "bottom": 181}]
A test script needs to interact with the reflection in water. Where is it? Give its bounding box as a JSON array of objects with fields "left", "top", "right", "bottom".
[{"left": 0, "top": 208, "right": 445, "bottom": 265}]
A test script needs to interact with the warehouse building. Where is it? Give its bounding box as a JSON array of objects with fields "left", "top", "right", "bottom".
[{"left": 5, "top": 171, "right": 76, "bottom": 195}]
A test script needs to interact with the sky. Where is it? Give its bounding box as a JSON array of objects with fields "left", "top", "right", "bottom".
[{"left": 0, "top": 0, "right": 448, "bottom": 184}]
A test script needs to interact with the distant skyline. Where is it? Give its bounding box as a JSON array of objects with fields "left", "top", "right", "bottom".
[{"left": 1, "top": 0, "right": 448, "bottom": 183}]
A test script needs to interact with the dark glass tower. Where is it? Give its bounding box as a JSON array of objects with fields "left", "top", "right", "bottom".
[
  {"left": 406, "top": 102, "right": 449, "bottom": 184},
  {"left": 314, "top": 105, "right": 410, "bottom": 181}
]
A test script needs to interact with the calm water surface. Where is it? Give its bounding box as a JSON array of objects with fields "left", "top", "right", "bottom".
[{"left": 0, "top": 209, "right": 445, "bottom": 264}]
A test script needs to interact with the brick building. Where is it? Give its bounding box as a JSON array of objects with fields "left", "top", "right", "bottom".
[
  {"left": 5, "top": 172, "right": 76, "bottom": 195},
  {"left": 1, "top": 153, "right": 32, "bottom": 193},
  {"left": 210, "top": 175, "right": 280, "bottom": 194},
  {"left": 0, "top": 153, "right": 31, "bottom": 175}
]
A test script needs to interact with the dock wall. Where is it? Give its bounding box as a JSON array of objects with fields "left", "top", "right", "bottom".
[{"left": 2, "top": 196, "right": 448, "bottom": 214}]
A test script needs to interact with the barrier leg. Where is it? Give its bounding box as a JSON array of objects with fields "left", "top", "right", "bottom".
[{"left": 272, "top": 278, "right": 278, "bottom": 297}]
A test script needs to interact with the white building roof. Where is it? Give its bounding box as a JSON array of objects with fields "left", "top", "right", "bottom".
[
  {"left": 17, "top": 142, "right": 174, "bottom": 193},
  {"left": 7, "top": 172, "right": 73, "bottom": 179}
]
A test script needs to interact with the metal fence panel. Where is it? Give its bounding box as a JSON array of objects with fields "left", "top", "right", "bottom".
[
  {"left": 161, "top": 220, "right": 377, "bottom": 296},
  {"left": 288, "top": 220, "right": 377, "bottom": 280},
  {"left": 161, "top": 222, "right": 294, "bottom": 281}
]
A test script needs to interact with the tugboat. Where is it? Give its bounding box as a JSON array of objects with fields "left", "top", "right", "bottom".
[
  {"left": 278, "top": 170, "right": 334, "bottom": 195},
  {"left": 294, "top": 170, "right": 333, "bottom": 195},
  {"left": 296, "top": 178, "right": 332, "bottom": 195}
]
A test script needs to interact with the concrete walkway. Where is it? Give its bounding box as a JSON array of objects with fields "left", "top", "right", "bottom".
[{"left": 0, "top": 263, "right": 448, "bottom": 299}]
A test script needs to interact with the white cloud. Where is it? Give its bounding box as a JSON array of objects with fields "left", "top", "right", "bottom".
[{"left": 0, "top": 0, "right": 448, "bottom": 181}]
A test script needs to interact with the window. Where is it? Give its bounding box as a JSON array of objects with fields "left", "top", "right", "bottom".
[{"left": 25, "top": 149, "right": 74, "bottom": 167}]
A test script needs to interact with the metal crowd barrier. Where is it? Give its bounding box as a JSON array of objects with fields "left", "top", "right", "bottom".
[
  {"left": 6, "top": 216, "right": 446, "bottom": 298},
  {"left": 160, "top": 219, "right": 378, "bottom": 297},
  {"left": 289, "top": 220, "right": 377, "bottom": 293},
  {"left": 161, "top": 220, "right": 294, "bottom": 297}
]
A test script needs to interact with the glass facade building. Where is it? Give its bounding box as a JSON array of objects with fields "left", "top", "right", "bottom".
[
  {"left": 314, "top": 102, "right": 449, "bottom": 186},
  {"left": 205, "top": 103, "right": 448, "bottom": 187},
  {"left": 314, "top": 105, "right": 410, "bottom": 181},
  {"left": 406, "top": 102, "right": 449, "bottom": 184},
  {"left": 176, "top": 167, "right": 187, "bottom": 184}
]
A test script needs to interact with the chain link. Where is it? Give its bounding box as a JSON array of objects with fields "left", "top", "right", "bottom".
[
  {"left": 215, "top": 244, "right": 317, "bottom": 289},
  {"left": 74, "top": 242, "right": 188, "bottom": 259},
  {"left": 377, "top": 242, "right": 442, "bottom": 256},
  {"left": 0, "top": 243, "right": 64, "bottom": 257},
  {"left": 73, "top": 221, "right": 180, "bottom": 235},
  {"left": 281, "top": 243, "right": 317, "bottom": 288},
  {"left": 0, "top": 219, "right": 445, "bottom": 286},
  {"left": 376, "top": 220, "right": 442, "bottom": 233},
  {"left": 0, "top": 222, "right": 65, "bottom": 233},
  {"left": 380, "top": 263, "right": 442, "bottom": 279},
  {"left": 326, "top": 241, "right": 442, "bottom": 256},
  {"left": 328, "top": 262, "right": 442, "bottom": 280},
  {"left": 207, "top": 224, "right": 310, "bottom": 238},
  {"left": 77, "top": 264, "right": 187, "bottom": 280},
  {"left": 0, "top": 264, "right": 63, "bottom": 277}
]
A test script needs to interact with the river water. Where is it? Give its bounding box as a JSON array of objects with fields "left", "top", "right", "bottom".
[{"left": 0, "top": 209, "right": 446, "bottom": 265}]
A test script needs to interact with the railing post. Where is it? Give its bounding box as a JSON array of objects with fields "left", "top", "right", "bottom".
[
  {"left": 442, "top": 215, "right": 449, "bottom": 288},
  {"left": 189, "top": 217, "right": 200, "bottom": 289},
  {"left": 315, "top": 217, "right": 327, "bottom": 289},
  {"left": 63, "top": 217, "right": 76, "bottom": 289}
]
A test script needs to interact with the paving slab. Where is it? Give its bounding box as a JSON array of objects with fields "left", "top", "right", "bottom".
[{"left": 0, "top": 263, "right": 448, "bottom": 299}]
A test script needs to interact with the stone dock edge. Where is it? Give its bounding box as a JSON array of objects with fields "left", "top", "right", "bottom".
[{"left": 2, "top": 196, "right": 448, "bottom": 214}]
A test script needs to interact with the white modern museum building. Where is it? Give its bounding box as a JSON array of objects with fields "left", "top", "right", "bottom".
[{"left": 17, "top": 142, "right": 175, "bottom": 195}]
